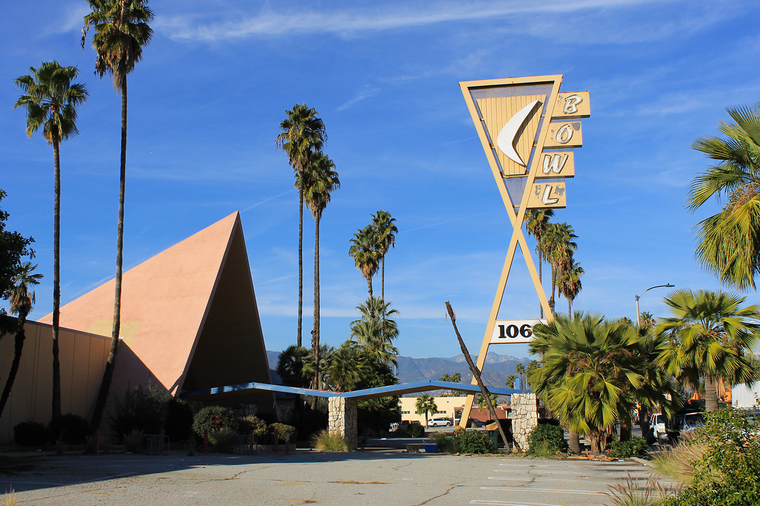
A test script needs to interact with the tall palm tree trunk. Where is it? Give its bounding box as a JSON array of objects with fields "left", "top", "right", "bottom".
[
  {"left": 297, "top": 182, "right": 304, "bottom": 348},
  {"left": 538, "top": 251, "right": 544, "bottom": 318},
  {"left": 381, "top": 257, "right": 385, "bottom": 302},
  {"left": 0, "top": 314, "right": 28, "bottom": 417},
  {"left": 52, "top": 139, "right": 62, "bottom": 419},
  {"left": 704, "top": 375, "right": 719, "bottom": 412},
  {"left": 311, "top": 213, "right": 321, "bottom": 409},
  {"left": 91, "top": 78, "right": 128, "bottom": 431},
  {"left": 367, "top": 278, "right": 374, "bottom": 319},
  {"left": 568, "top": 430, "right": 581, "bottom": 454}
]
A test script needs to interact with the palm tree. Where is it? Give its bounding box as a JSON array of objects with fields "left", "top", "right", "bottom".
[
  {"left": 0, "top": 263, "right": 43, "bottom": 418},
  {"left": 82, "top": 0, "right": 154, "bottom": 431},
  {"left": 350, "top": 297, "right": 399, "bottom": 366},
  {"left": 525, "top": 209, "right": 554, "bottom": 317},
  {"left": 529, "top": 313, "right": 668, "bottom": 453},
  {"left": 656, "top": 289, "right": 760, "bottom": 412},
  {"left": 415, "top": 394, "right": 437, "bottom": 427},
  {"left": 371, "top": 210, "right": 397, "bottom": 302},
  {"left": 327, "top": 342, "right": 370, "bottom": 392},
  {"left": 476, "top": 392, "right": 500, "bottom": 409},
  {"left": 638, "top": 311, "right": 655, "bottom": 332},
  {"left": 514, "top": 363, "right": 526, "bottom": 391},
  {"left": 14, "top": 61, "right": 87, "bottom": 419},
  {"left": 687, "top": 103, "right": 760, "bottom": 290},
  {"left": 277, "top": 344, "right": 313, "bottom": 414},
  {"left": 298, "top": 152, "right": 339, "bottom": 402},
  {"left": 541, "top": 222, "right": 577, "bottom": 313},
  {"left": 505, "top": 374, "right": 517, "bottom": 389},
  {"left": 349, "top": 226, "right": 382, "bottom": 314},
  {"left": 276, "top": 104, "right": 327, "bottom": 348},
  {"left": 557, "top": 260, "right": 583, "bottom": 315}
]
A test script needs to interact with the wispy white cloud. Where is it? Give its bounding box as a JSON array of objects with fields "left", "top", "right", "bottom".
[
  {"left": 337, "top": 86, "right": 381, "bottom": 111},
  {"left": 157, "top": 0, "right": 681, "bottom": 42}
]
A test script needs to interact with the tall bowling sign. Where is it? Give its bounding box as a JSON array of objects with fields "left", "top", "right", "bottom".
[{"left": 458, "top": 76, "right": 590, "bottom": 427}]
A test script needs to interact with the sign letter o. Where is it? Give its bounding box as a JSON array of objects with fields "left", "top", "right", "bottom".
[
  {"left": 556, "top": 123, "right": 574, "bottom": 144},
  {"left": 506, "top": 325, "right": 519, "bottom": 338}
]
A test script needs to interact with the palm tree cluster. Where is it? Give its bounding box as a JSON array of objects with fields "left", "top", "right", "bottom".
[
  {"left": 276, "top": 104, "right": 340, "bottom": 403},
  {"left": 277, "top": 300, "right": 400, "bottom": 431},
  {"left": 524, "top": 210, "right": 583, "bottom": 316},
  {"left": 529, "top": 313, "right": 681, "bottom": 453},
  {"left": 12, "top": 0, "right": 153, "bottom": 429},
  {"left": 529, "top": 287, "right": 760, "bottom": 454}
]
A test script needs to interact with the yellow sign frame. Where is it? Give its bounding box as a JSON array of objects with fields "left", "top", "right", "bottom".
[{"left": 458, "top": 75, "right": 589, "bottom": 427}]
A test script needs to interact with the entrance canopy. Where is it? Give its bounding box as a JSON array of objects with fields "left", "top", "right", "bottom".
[{"left": 181, "top": 380, "right": 518, "bottom": 403}]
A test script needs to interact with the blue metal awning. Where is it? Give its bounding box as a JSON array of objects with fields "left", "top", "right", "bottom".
[{"left": 181, "top": 380, "right": 518, "bottom": 401}]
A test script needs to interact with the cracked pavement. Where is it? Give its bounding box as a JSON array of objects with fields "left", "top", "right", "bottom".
[{"left": 0, "top": 450, "right": 669, "bottom": 505}]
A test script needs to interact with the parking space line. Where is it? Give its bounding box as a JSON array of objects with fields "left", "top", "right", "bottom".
[
  {"left": 470, "top": 500, "right": 567, "bottom": 505},
  {"left": 481, "top": 486, "right": 604, "bottom": 496}
]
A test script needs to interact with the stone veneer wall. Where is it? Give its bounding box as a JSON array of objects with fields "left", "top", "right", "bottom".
[
  {"left": 511, "top": 393, "right": 538, "bottom": 453},
  {"left": 328, "top": 397, "right": 358, "bottom": 449}
]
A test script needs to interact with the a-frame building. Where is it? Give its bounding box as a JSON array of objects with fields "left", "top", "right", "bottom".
[{"left": 38, "top": 211, "right": 275, "bottom": 416}]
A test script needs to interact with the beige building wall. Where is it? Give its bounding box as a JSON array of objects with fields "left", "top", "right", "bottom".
[{"left": 0, "top": 321, "right": 109, "bottom": 444}]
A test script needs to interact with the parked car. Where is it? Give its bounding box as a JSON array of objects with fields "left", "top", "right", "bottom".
[
  {"left": 680, "top": 412, "right": 705, "bottom": 434},
  {"left": 646, "top": 413, "right": 668, "bottom": 444},
  {"left": 466, "top": 418, "right": 485, "bottom": 428},
  {"left": 429, "top": 417, "right": 452, "bottom": 427}
]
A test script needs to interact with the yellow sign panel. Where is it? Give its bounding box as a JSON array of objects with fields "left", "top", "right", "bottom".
[
  {"left": 527, "top": 181, "right": 566, "bottom": 209},
  {"left": 552, "top": 91, "right": 591, "bottom": 119},
  {"left": 545, "top": 121, "right": 583, "bottom": 148},
  {"left": 476, "top": 94, "right": 544, "bottom": 178},
  {"left": 535, "top": 151, "right": 574, "bottom": 179}
]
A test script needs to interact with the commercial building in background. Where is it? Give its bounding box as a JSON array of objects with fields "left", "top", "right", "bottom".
[{"left": 398, "top": 396, "right": 510, "bottom": 426}]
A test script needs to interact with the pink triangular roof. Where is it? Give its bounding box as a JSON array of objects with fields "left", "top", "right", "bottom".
[{"left": 39, "top": 212, "right": 272, "bottom": 397}]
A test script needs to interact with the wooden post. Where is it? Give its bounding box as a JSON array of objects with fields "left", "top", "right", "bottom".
[{"left": 446, "top": 301, "right": 510, "bottom": 450}]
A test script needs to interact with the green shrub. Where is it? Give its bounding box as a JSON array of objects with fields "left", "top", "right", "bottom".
[
  {"left": 407, "top": 423, "right": 425, "bottom": 438},
  {"left": 13, "top": 421, "right": 49, "bottom": 447},
  {"left": 164, "top": 398, "right": 194, "bottom": 442},
  {"left": 269, "top": 423, "right": 297, "bottom": 442},
  {"left": 237, "top": 415, "right": 266, "bottom": 435},
  {"left": 208, "top": 427, "right": 237, "bottom": 453},
  {"left": 124, "top": 429, "right": 144, "bottom": 453},
  {"left": 662, "top": 408, "right": 760, "bottom": 506},
  {"left": 311, "top": 430, "right": 351, "bottom": 451},
  {"left": 109, "top": 383, "right": 167, "bottom": 443},
  {"left": 527, "top": 423, "right": 567, "bottom": 456},
  {"left": 432, "top": 431, "right": 456, "bottom": 453},
  {"left": 608, "top": 436, "right": 648, "bottom": 458},
  {"left": 49, "top": 413, "right": 91, "bottom": 445},
  {"left": 453, "top": 429, "right": 496, "bottom": 454},
  {"left": 192, "top": 406, "right": 235, "bottom": 436}
]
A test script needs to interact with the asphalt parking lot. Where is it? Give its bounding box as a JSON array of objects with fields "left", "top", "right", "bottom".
[{"left": 0, "top": 447, "right": 671, "bottom": 506}]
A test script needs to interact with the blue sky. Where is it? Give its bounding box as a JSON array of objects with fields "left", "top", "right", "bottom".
[{"left": 2, "top": 0, "right": 759, "bottom": 360}]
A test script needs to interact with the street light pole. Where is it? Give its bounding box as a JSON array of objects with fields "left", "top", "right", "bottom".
[{"left": 635, "top": 283, "right": 674, "bottom": 328}]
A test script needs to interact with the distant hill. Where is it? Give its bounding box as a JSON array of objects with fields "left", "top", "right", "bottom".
[{"left": 266, "top": 350, "right": 529, "bottom": 391}]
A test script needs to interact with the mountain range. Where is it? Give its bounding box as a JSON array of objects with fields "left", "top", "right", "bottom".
[{"left": 266, "top": 350, "right": 530, "bottom": 391}]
